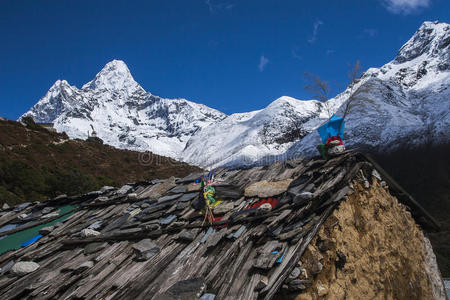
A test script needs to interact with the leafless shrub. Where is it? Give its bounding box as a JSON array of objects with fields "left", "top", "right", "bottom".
[
  {"left": 303, "top": 72, "right": 332, "bottom": 118},
  {"left": 342, "top": 60, "right": 363, "bottom": 120}
]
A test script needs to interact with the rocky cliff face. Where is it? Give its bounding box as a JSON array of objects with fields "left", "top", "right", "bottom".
[{"left": 22, "top": 22, "right": 450, "bottom": 168}]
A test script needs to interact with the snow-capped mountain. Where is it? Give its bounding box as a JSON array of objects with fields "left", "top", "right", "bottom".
[
  {"left": 285, "top": 20, "right": 450, "bottom": 160},
  {"left": 181, "top": 21, "right": 450, "bottom": 168},
  {"left": 22, "top": 60, "right": 226, "bottom": 157},
  {"left": 23, "top": 21, "right": 449, "bottom": 169}
]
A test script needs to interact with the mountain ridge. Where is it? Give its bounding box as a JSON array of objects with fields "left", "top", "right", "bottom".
[{"left": 22, "top": 21, "right": 450, "bottom": 168}]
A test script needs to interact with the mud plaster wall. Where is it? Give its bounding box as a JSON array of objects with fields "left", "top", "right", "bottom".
[{"left": 293, "top": 179, "right": 446, "bottom": 300}]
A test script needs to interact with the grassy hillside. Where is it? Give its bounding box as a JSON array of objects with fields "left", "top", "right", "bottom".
[
  {"left": 0, "top": 118, "right": 202, "bottom": 206},
  {"left": 372, "top": 143, "right": 450, "bottom": 276}
]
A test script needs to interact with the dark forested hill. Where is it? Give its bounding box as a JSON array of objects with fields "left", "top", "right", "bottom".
[{"left": 0, "top": 117, "right": 201, "bottom": 206}]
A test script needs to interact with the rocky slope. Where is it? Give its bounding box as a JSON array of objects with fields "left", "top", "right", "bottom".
[{"left": 22, "top": 21, "right": 450, "bottom": 169}]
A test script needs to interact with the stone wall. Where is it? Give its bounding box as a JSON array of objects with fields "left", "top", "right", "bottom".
[{"left": 281, "top": 179, "right": 446, "bottom": 300}]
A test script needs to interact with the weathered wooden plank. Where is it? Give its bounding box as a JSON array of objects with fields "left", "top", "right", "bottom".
[
  {"left": 216, "top": 240, "right": 254, "bottom": 298},
  {"left": 261, "top": 204, "right": 336, "bottom": 299}
]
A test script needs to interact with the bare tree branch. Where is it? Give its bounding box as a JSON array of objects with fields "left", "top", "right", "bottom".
[
  {"left": 302, "top": 72, "right": 332, "bottom": 118},
  {"left": 342, "top": 60, "right": 363, "bottom": 120}
]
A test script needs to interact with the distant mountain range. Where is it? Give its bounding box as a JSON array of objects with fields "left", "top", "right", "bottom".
[{"left": 23, "top": 21, "right": 450, "bottom": 169}]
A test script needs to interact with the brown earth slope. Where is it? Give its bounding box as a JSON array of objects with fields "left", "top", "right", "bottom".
[
  {"left": 0, "top": 118, "right": 201, "bottom": 206},
  {"left": 287, "top": 180, "right": 445, "bottom": 300}
]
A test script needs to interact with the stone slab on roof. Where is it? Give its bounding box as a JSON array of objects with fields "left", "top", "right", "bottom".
[{"left": 0, "top": 151, "right": 439, "bottom": 299}]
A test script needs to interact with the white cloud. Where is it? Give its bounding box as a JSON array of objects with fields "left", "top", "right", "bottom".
[
  {"left": 382, "top": 0, "right": 431, "bottom": 14},
  {"left": 258, "top": 55, "right": 269, "bottom": 72},
  {"left": 205, "top": 0, "right": 235, "bottom": 13},
  {"left": 308, "top": 20, "right": 324, "bottom": 44},
  {"left": 326, "top": 49, "right": 335, "bottom": 56}
]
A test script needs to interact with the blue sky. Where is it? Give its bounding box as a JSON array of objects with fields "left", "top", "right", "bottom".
[{"left": 1, "top": 0, "right": 449, "bottom": 119}]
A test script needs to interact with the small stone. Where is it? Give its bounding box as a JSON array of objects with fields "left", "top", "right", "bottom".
[
  {"left": 186, "top": 183, "right": 201, "bottom": 192},
  {"left": 11, "top": 261, "right": 39, "bottom": 276},
  {"left": 100, "top": 186, "right": 115, "bottom": 193},
  {"left": 96, "top": 196, "right": 109, "bottom": 202},
  {"left": 140, "top": 203, "right": 150, "bottom": 208},
  {"left": 200, "top": 293, "right": 216, "bottom": 300},
  {"left": 255, "top": 276, "right": 269, "bottom": 290},
  {"left": 288, "top": 279, "right": 310, "bottom": 291},
  {"left": 87, "top": 221, "right": 103, "bottom": 230},
  {"left": 177, "top": 230, "right": 196, "bottom": 242},
  {"left": 39, "top": 226, "right": 54, "bottom": 235},
  {"left": 289, "top": 267, "right": 301, "bottom": 280},
  {"left": 141, "top": 223, "right": 161, "bottom": 231},
  {"left": 364, "top": 180, "right": 370, "bottom": 189},
  {"left": 117, "top": 185, "right": 133, "bottom": 195},
  {"left": 54, "top": 222, "right": 63, "bottom": 228},
  {"left": 128, "top": 208, "right": 142, "bottom": 218},
  {"left": 41, "top": 207, "right": 55, "bottom": 215},
  {"left": 132, "top": 239, "right": 160, "bottom": 261},
  {"left": 335, "top": 251, "right": 346, "bottom": 269},
  {"left": 311, "top": 261, "right": 323, "bottom": 275},
  {"left": 80, "top": 229, "right": 101, "bottom": 238},
  {"left": 41, "top": 211, "right": 60, "bottom": 219},
  {"left": 128, "top": 193, "right": 137, "bottom": 200},
  {"left": 293, "top": 192, "right": 313, "bottom": 204},
  {"left": 2, "top": 203, "right": 10, "bottom": 210},
  {"left": 159, "top": 215, "right": 177, "bottom": 225},
  {"left": 244, "top": 179, "right": 293, "bottom": 198},
  {"left": 84, "top": 242, "right": 107, "bottom": 254},
  {"left": 213, "top": 202, "right": 234, "bottom": 215},
  {"left": 54, "top": 194, "right": 67, "bottom": 201},
  {"left": 75, "top": 260, "right": 94, "bottom": 273},
  {"left": 372, "top": 169, "right": 382, "bottom": 181},
  {"left": 316, "top": 281, "right": 328, "bottom": 296}
]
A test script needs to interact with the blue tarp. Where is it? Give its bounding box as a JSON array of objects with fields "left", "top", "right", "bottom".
[
  {"left": 317, "top": 114, "right": 345, "bottom": 144},
  {"left": 20, "top": 234, "right": 43, "bottom": 247}
]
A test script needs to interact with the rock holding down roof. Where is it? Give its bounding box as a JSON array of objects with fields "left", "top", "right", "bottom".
[{"left": 0, "top": 151, "right": 444, "bottom": 299}]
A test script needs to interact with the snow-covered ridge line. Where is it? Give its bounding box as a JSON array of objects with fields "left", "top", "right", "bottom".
[{"left": 22, "top": 21, "right": 450, "bottom": 168}]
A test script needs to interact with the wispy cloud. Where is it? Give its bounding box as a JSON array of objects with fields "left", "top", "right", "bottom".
[
  {"left": 205, "top": 0, "right": 235, "bottom": 13},
  {"left": 308, "top": 20, "right": 324, "bottom": 44},
  {"left": 258, "top": 55, "right": 269, "bottom": 72},
  {"left": 381, "top": 0, "right": 431, "bottom": 14},
  {"left": 326, "top": 49, "right": 335, "bottom": 56},
  {"left": 357, "top": 28, "right": 378, "bottom": 39},
  {"left": 291, "top": 46, "right": 302, "bottom": 60},
  {"left": 363, "top": 28, "right": 378, "bottom": 37}
]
